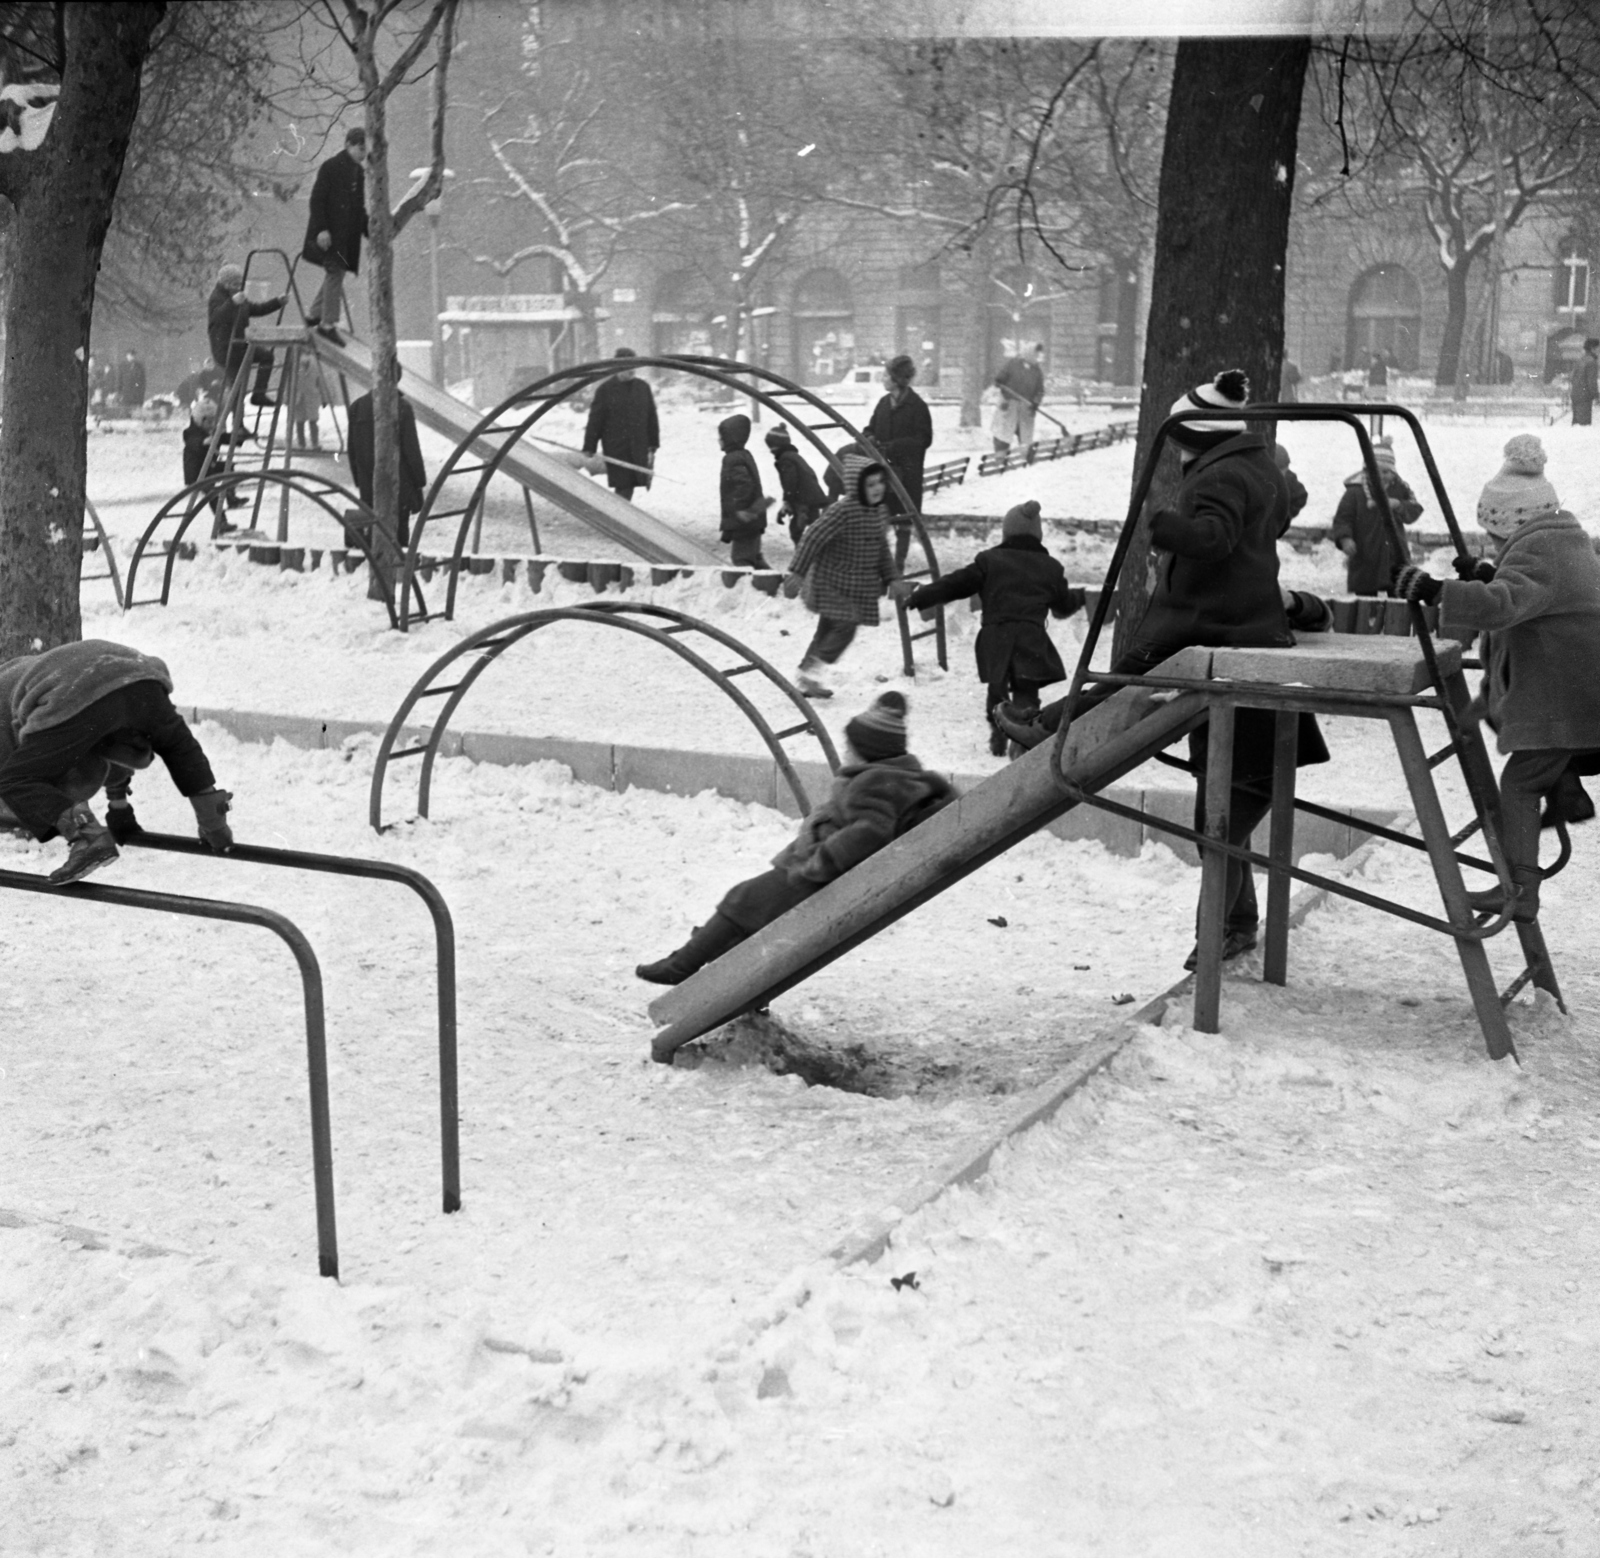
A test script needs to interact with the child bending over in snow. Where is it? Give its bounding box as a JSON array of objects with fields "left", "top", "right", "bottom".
[
  {"left": 635, "top": 691, "right": 953, "bottom": 985},
  {"left": 892, "top": 498, "right": 1086, "bottom": 756},
  {"left": 1394, "top": 433, "right": 1600, "bottom": 921}
]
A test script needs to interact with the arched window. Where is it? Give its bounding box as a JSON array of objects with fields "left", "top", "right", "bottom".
[
  {"left": 652, "top": 269, "right": 717, "bottom": 357},
  {"left": 791, "top": 268, "right": 855, "bottom": 386},
  {"left": 1346, "top": 264, "right": 1422, "bottom": 373}
]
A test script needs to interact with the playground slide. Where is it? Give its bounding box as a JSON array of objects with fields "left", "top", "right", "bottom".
[
  {"left": 310, "top": 334, "right": 722, "bottom": 566},
  {"left": 647, "top": 648, "right": 1215, "bottom": 1060}
]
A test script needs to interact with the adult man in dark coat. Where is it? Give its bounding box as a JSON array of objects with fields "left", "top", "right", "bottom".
[
  {"left": 1571, "top": 337, "right": 1599, "bottom": 426},
  {"left": 992, "top": 342, "right": 1046, "bottom": 453},
  {"left": 581, "top": 348, "right": 658, "bottom": 501},
  {"left": 997, "top": 370, "right": 1332, "bottom": 965},
  {"left": 0, "top": 639, "right": 233, "bottom": 885},
  {"left": 302, "top": 127, "right": 368, "bottom": 344},
  {"left": 347, "top": 359, "right": 428, "bottom": 605},
  {"left": 866, "top": 353, "right": 933, "bottom": 570}
]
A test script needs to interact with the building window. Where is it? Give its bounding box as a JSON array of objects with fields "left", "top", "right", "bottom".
[
  {"left": 1346, "top": 264, "right": 1422, "bottom": 373},
  {"left": 792, "top": 268, "right": 854, "bottom": 387},
  {"left": 1555, "top": 240, "right": 1590, "bottom": 315},
  {"left": 651, "top": 269, "right": 717, "bottom": 357}
]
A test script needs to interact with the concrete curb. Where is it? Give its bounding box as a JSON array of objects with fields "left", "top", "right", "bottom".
[{"left": 187, "top": 704, "right": 1398, "bottom": 865}]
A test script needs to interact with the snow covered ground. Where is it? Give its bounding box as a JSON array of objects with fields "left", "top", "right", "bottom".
[{"left": 4, "top": 406, "right": 1600, "bottom": 1555}]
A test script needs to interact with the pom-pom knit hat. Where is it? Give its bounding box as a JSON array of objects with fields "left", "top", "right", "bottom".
[
  {"left": 1168, "top": 369, "right": 1250, "bottom": 453},
  {"left": 1478, "top": 434, "right": 1559, "bottom": 539},
  {"left": 764, "top": 424, "right": 793, "bottom": 450},
  {"left": 845, "top": 691, "right": 909, "bottom": 762},
  {"left": 1002, "top": 500, "right": 1043, "bottom": 540}
]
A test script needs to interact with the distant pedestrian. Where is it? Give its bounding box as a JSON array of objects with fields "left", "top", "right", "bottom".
[
  {"left": 784, "top": 452, "right": 898, "bottom": 699},
  {"left": 992, "top": 342, "right": 1046, "bottom": 453},
  {"left": 347, "top": 359, "right": 427, "bottom": 545},
  {"left": 764, "top": 424, "right": 826, "bottom": 544},
  {"left": 1280, "top": 358, "right": 1301, "bottom": 404},
  {"left": 116, "top": 350, "right": 146, "bottom": 412},
  {"left": 1571, "top": 337, "right": 1598, "bottom": 427},
  {"left": 581, "top": 348, "right": 659, "bottom": 500},
  {"left": 1331, "top": 438, "right": 1424, "bottom": 595},
  {"left": 866, "top": 353, "right": 933, "bottom": 571},
  {"left": 302, "top": 127, "right": 368, "bottom": 344},
  {"left": 290, "top": 361, "right": 324, "bottom": 452},
  {"left": 1366, "top": 350, "right": 1390, "bottom": 394}
]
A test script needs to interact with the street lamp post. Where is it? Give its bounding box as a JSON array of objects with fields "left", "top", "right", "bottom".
[{"left": 410, "top": 167, "right": 454, "bottom": 384}]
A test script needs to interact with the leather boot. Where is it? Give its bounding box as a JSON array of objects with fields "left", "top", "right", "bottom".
[
  {"left": 49, "top": 803, "right": 120, "bottom": 886},
  {"left": 1465, "top": 866, "right": 1543, "bottom": 923},
  {"left": 1541, "top": 767, "right": 1595, "bottom": 829},
  {"left": 636, "top": 912, "right": 746, "bottom": 985}
]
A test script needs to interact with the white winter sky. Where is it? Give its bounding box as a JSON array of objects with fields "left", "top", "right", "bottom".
[{"left": 881, "top": 0, "right": 1408, "bottom": 37}]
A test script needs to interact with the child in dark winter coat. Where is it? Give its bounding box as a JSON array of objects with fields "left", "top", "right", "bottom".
[
  {"left": 718, "top": 413, "right": 772, "bottom": 568},
  {"left": 181, "top": 395, "right": 245, "bottom": 532},
  {"left": 1394, "top": 434, "right": 1600, "bottom": 920},
  {"left": 1331, "top": 437, "right": 1424, "bottom": 595},
  {"left": 765, "top": 424, "right": 827, "bottom": 543},
  {"left": 895, "top": 499, "right": 1086, "bottom": 755},
  {"left": 636, "top": 691, "right": 953, "bottom": 984}
]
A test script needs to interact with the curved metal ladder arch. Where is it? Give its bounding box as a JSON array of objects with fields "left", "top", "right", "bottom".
[
  {"left": 82, "top": 498, "right": 124, "bottom": 608},
  {"left": 369, "top": 603, "right": 839, "bottom": 832},
  {"left": 122, "top": 470, "right": 422, "bottom": 631},
  {"left": 401, "top": 355, "right": 949, "bottom": 673}
]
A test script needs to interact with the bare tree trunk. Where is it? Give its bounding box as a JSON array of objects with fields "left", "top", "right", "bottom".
[
  {"left": 1117, "top": 36, "right": 1310, "bottom": 660},
  {"left": 0, "top": 4, "right": 164, "bottom": 658},
  {"left": 1435, "top": 259, "right": 1472, "bottom": 389},
  {"left": 958, "top": 231, "right": 994, "bottom": 429}
]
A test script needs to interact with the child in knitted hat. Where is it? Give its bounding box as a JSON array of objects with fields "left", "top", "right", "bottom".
[
  {"left": 892, "top": 498, "right": 1086, "bottom": 756},
  {"left": 1394, "top": 434, "right": 1600, "bottom": 918},
  {"left": 764, "top": 422, "right": 827, "bottom": 544},
  {"left": 1330, "top": 436, "right": 1425, "bottom": 596},
  {"left": 636, "top": 691, "right": 954, "bottom": 985}
]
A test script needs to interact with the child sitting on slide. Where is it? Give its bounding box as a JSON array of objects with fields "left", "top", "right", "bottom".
[
  {"left": 893, "top": 499, "right": 1086, "bottom": 756},
  {"left": 635, "top": 691, "right": 953, "bottom": 985},
  {"left": 1394, "top": 434, "right": 1600, "bottom": 921}
]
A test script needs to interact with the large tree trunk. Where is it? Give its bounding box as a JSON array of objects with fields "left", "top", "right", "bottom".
[
  {"left": 0, "top": 4, "right": 165, "bottom": 659},
  {"left": 1117, "top": 36, "right": 1310, "bottom": 660},
  {"left": 1434, "top": 258, "right": 1471, "bottom": 388},
  {"left": 958, "top": 231, "right": 994, "bottom": 429}
]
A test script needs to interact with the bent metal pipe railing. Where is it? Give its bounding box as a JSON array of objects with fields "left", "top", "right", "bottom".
[
  {"left": 369, "top": 604, "right": 839, "bottom": 831},
  {"left": 124, "top": 833, "right": 461, "bottom": 1214},
  {"left": 0, "top": 865, "right": 342, "bottom": 1279},
  {"left": 1050, "top": 401, "right": 1519, "bottom": 926}
]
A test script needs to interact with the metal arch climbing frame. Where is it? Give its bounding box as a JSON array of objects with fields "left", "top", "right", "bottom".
[
  {"left": 122, "top": 470, "right": 424, "bottom": 631},
  {"left": 368, "top": 603, "right": 840, "bottom": 832},
  {"left": 81, "top": 498, "right": 124, "bottom": 608},
  {"left": 401, "top": 354, "right": 949, "bottom": 673},
  {"left": 0, "top": 863, "right": 342, "bottom": 1279}
]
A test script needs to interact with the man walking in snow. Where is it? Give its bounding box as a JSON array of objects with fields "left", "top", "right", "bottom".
[{"left": 581, "top": 348, "right": 659, "bottom": 501}]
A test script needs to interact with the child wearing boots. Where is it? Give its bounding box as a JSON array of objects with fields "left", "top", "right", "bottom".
[
  {"left": 765, "top": 423, "right": 827, "bottom": 544},
  {"left": 1394, "top": 433, "right": 1600, "bottom": 920},
  {"left": 894, "top": 499, "right": 1086, "bottom": 756},
  {"left": 636, "top": 691, "right": 953, "bottom": 985},
  {"left": 718, "top": 413, "right": 772, "bottom": 569}
]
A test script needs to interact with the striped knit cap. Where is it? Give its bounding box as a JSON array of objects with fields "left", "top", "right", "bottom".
[
  {"left": 845, "top": 690, "right": 909, "bottom": 761},
  {"left": 1478, "top": 434, "right": 1559, "bottom": 539},
  {"left": 1168, "top": 369, "right": 1250, "bottom": 453}
]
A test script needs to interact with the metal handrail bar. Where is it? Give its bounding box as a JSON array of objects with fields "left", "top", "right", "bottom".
[
  {"left": 0, "top": 865, "right": 340, "bottom": 1278},
  {"left": 124, "top": 834, "right": 460, "bottom": 1213}
]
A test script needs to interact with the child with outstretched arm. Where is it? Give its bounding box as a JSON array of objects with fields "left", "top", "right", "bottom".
[
  {"left": 1394, "top": 433, "right": 1600, "bottom": 921},
  {"left": 893, "top": 499, "right": 1085, "bottom": 756},
  {"left": 636, "top": 691, "right": 953, "bottom": 985}
]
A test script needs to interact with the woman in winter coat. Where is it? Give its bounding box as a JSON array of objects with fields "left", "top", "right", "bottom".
[
  {"left": 784, "top": 453, "right": 899, "bottom": 698},
  {"left": 897, "top": 498, "right": 1086, "bottom": 755},
  {"left": 996, "top": 370, "right": 1332, "bottom": 967},
  {"left": 1394, "top": 434, "right": 1600, "bottom": 921},
  {"left": 866, "top": 353, "right": 933, "bottom": 570},
  {"left": 635, "top": 691, "right": 953, "bottom": 985},
  {"left": 1330, "top": 438, "right": 1424, "bottom": 595}
]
